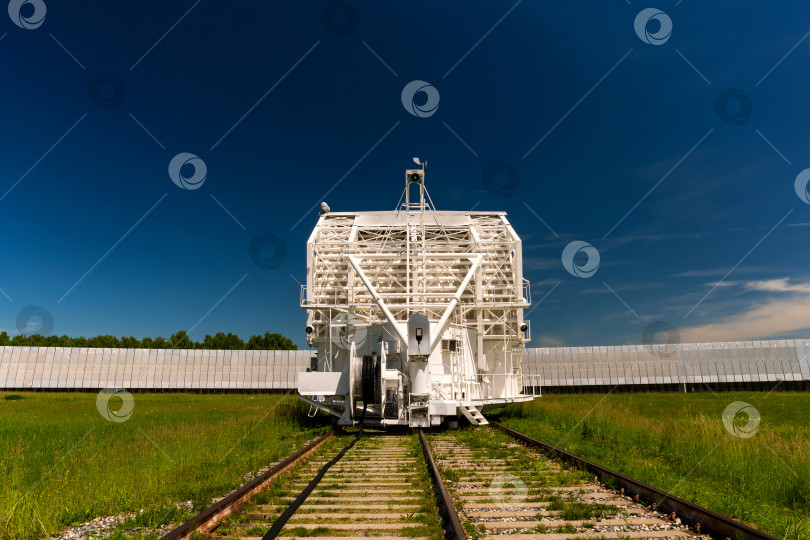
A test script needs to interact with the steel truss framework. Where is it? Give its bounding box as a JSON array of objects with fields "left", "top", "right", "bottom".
[{"left": 300, "top": 175, "right": 532, "bottom": 416}]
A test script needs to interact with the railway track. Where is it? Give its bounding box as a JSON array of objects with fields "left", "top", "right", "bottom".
[
  {"left": 162, "top": 425, "right": 777, "bottom": 540},
  {"left": 428, "top": 428, "right": 708, "bottom": 539},
  {"left": 176, "top": 428, "right": 445, "bottom": 539}
]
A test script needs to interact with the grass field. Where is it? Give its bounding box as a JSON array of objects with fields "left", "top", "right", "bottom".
[
  {"left": 0, "top": 392, "right": 329, "bottom": 540},
  {"left": 3, "top": 391, "right": 808, "bottom": 540},
  {"left": 494, "top": 391, "right": 810, "bottom": 540}
]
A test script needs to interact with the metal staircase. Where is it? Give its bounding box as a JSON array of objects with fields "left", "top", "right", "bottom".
[
  {"left": 459, "top": 403, "right": 488, "bottom": 425},
  {"left": 433, "top": 382, "right": 488, "bottom": 425}
]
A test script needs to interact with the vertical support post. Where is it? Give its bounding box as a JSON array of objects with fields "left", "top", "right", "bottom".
[{"left": 429, "top": 254, "right": 484, "bottom": 354}]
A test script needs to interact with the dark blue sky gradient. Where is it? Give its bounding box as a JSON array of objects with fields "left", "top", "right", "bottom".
[{"left": 2, "top": 1, "right": 810, "bottom": 348}]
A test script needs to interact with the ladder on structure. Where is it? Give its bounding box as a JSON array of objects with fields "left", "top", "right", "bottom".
[
  {"left": 511, "top": 345, "right": 524, "bottom": 395},
  {"left": 511, "top": 346, "right": 523, "bottom": 375},
  {"left": 432, "top": 382, "right": 489, "bottom": 425},
  {"left": 459, "top": 403, "right": 489, "bottom": 425}
]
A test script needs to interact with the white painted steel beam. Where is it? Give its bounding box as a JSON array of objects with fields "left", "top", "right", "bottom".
[
  {"left": 346, "top": 254, "right": 409, "bottom": 352},
  {"left": 429, "top": 254, "right": 484, "bottom": 354}
]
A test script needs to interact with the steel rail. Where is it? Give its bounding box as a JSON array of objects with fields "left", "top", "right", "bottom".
[
  {"left": 160, "top": 431, "right": 333, "bottom": 540},
  {"left": 418, "top": 429, "right": 467, "bottom": 540},
  {"left": 262, "top": 426, "right": 366, "bottom": 540},
  {"left": 493, "top": 423, "right": 778, "bottom": 540}
]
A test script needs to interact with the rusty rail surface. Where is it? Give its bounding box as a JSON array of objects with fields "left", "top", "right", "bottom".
[
  {"left": 493, "top": 422, "right": 777, "bottom": 540},
  {"left": 418, "top": 429, "right": 467, "bottom": 540},
  {"left": 160, "top": 430, "right": 333, "bottom": 540}
]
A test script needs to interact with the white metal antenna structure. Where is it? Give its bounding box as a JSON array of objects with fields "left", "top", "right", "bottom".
[{"left": 297, "top": 161, "right": 534, "bottom": 427}]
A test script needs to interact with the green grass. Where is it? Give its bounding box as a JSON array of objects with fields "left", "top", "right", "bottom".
[
  {"left": 428, "top": 427, "right": 617, "bottom": 538},
  {"left": 0, "top": 392, "right": 329, "bottom": 540},
  {"left": 493, "top": 391, "right": 810, "bottom": 539},
  {"left": 400, "top": 433, "right": 446, "bottom": 539},
  {"left": 550, "top": 500, "right": 619, "bottom": 521},
  {"left": 225, "top": 431, "right": 443, "bottom": 539},
  {"left": 104, "top": 504, "right": 191, "bottom": 540},
  {"left": 283, "top": 525, "right": 332, "bottom": 537}
]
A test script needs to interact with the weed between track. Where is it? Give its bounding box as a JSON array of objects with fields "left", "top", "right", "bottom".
[
  {"left": 212, "top": 430, "right": 443, "bottom": 539},
  {"left": 428, "top": 427, "right": 631, "bottom": 539},
  {"left": 494, "top": 391, "right": 810, "bottom": 540},
  {"left": 3, "top": 390, "right": 805, "bottom": 539}
]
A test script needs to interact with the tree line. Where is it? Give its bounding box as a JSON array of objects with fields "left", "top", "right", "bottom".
[{"left": 0, "top": 330, "right": 297, "bottom": 350}]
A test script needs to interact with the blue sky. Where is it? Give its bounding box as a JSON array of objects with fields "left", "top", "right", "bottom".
[{"left": 1, "top": 1, "right": 810, "bottom": 349}]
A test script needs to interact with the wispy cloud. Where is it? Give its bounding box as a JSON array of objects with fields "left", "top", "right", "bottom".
[
  {"left": 9, "top": 322, "right": 42, "bottom": 336},
  {"left": 704, "top": 277, "right": 810, "bottom": 294},
  {"left": 600, "top": 311, "right": 657, "bottom": 324},
  {"left": 581, "top": 282, "right": 664, "bottom": 295},
  {"left": 523, "top": 257, "right": 559, "bottom": 271},
  {"left": 680, "top": 278, "right": 810, "bottom": 341},
  {"left": 673, "top": 265, "right": 770, "bottom": 278},
  {"left": 680, "top": 296, "right": 810, "bottom": 342},
  {"left": 600, "top": 232, "right": 705, "bottom": 252},
  {"left": 741, "top": 278, "right": 810, "bottom": 293},
  {"left": 532, "top": 278, "right": 563, "bottom": 287},
  {"left": 537, "top": 335, "right": 565, "bottom": 347}
]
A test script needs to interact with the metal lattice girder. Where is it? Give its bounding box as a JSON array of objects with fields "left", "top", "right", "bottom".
[{"left": 302, "top": 211, "right": 529, "bottom": 350}]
